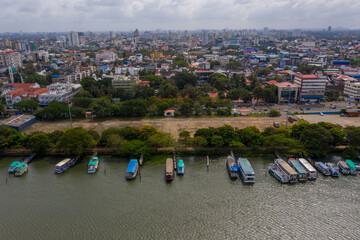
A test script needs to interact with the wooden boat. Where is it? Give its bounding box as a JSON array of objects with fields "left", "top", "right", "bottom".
[
  {"left": 325, "top": 163, "right": 339, "bottom": 177},
  {"left": 226, "top": 155, "right": 239, "bottom": 179},
  {"left": 237, "top": 158, "right": 255, "bottom": 183},
  {"left": 165, "top": 158, "right": 174, "bottom": 181},
  {"left": 125, "top": 159, "right": 139, "bottom": 180},
  {"left": 177, "top": 159, "right": 185, "bottom": 175},
  {"left": 314, "top": 162, "right": 331, "bottom": 176},
  {"left": 14, "top": 163, "right": 28, "bottom": 177},
  {"left": 345, "top": 159, "right": 357, "bottom": 175},
  {"left": 88, "top": 156, "right": 99, "bottom": 174},
  {"left": 268, "top": 159, "right": 289, "bottom": 184},
  {"left": 338, "top": 161, "right": 350, "bottom": 175},
  {"left": 8, "top": 161, "right": 20, "bottom": 173},
  {"left": 54, "top": 158, "right": 74, "bottom": 174},
  {"left": 298, "top": 158, "right": 317, "bottom": 180},
  {"left": 276, "top": 158, "right": 298, "bottom": 183},
  {"left": 288, "top": 158, "right": 308, "bottom": 181}
]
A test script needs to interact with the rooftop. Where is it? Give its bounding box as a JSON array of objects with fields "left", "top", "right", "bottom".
[
  {"left": 1, "top": 115, "right": 35, "bottom": 127},
  {"left": 295, "top": 74, "right": 319, "bottom": 79},
  {"left": 276, "top": 82, "right": 297, "bottom": 88}
]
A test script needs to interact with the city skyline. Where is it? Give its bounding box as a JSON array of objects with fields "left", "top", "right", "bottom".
[{"left": 1, "top": 0, "right": 360, "bottom": 32}]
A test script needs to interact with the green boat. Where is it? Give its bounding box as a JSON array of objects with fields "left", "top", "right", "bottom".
[
  {"left": 88, "top": 156, "right": 99, "bottom": 174},
  {"left": 345, "top": 159, "right": 357, "bottom": 175},
  {"left": 14, "top": 163, "right": 28, "bottom": 177},
  {"left": 8, "top": 161, "right": 20, "bottom": 173}
]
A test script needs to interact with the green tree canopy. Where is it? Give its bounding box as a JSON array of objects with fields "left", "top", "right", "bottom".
[{"left": 56, "top": 127, "right": 96, "bottom": 155}]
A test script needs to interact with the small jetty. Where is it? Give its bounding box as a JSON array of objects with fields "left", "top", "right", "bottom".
[
  {"left": 314, "top": 161, "right": 331, "bottom": 176},
  {"left": 88, "top": 154, "right": 99, "bottom": 174},
  {"left": 226, "top": 155, "right": 239, "bottom": 179},
  {"left": 165, "top": 158, "right": 174, "bottom": 181},
  {"left": 326, "top": 163, "right": 339, "bottom": 177},
  {"left": 125, "top": 159, "right": 139, "bottom": 180},
  {"left": 237, "top": 158, "right": 255, "bottom": 183},
  {"left": 288, "top": 158, "right": 308, "bottom": 181},
  {"left": 177, "top": 159, "right": 185, "bottom": 175},
  {"left": 298, "top": 158, "right": 317, "bottom": 180}
]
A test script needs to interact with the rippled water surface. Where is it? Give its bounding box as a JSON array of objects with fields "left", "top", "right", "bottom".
[{"left": 0, "top": 156, "right": 360, "bottom": 240}]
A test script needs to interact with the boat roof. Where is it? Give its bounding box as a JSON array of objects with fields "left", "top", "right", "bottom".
[
  {"left": 279, "top": 161, "right": 297, "bottom": 175},
  {"left": 166, "top": 158, "right": 173, "bottom": 172},
  {"left": 56, "top": 158, "right": 71, "bottom": 167},
  {"left": 17, "top": 163, "right": 26, "bottom": 168},
  {"left": 238, "top": 158, "right": 254, "bottom": 175},
  {"left": 345, "top": 159, "right": 356, "bottom": 168},
  {"left": 127, "top": 159, "right": 138, "bottom": 172},
  {"left": 88, "top": 160, "right": 97, "bottom": 166},
  {"left": 298, "top": 158, "right": 316, "bottom": 172},
  {"left": 10, "top": 161, "right": 20, "bottom": 167},
  {"left": 289, "top": 159, "right": 307, "bottom": 174},
  {"left": 91, "top": 156, "right": 98, "bottom": 161},
  {"left": 178, "top": 159, "right": 184, "bottom": 168},
  {"left": 317, "top": 161, "right": 329, "bottom": 169},
  {"left": 339, "top": 161, "right": 349, "bottom": 168}
]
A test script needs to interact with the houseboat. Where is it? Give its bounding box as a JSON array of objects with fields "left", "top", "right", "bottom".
[
  {"left": 125, "top": 159, "right": 139, "bottom": 180},
  {"left": 325, "top": 163, "right": 339, "bottom": 177},
  {"left": 298, "top": 158, "right": 317, "bottom": 180},
  {"left": 14, "top": 163, "right": 28, "bottom": 177},
  {"left": 268, "top": 159, "right": 289, "bottom": 184},
  {"left": 314, "top": 162, "right": 331, "bottom": 176},
  {"left": 88, "top": 156, "right": 99, "bottom": 174},
  {"left": 8, "top": 161, "right": 20, "bottom": 173},
  {"left": 276, "top": 158, "right": 298, "bottom": 183},
  {"left": 54, "top": 158, "right": 74, "bottom": 174},
  {"left": 177, "top": 159, "right": 185, "bottom": 175},
  {"left": 338, "top": 161, "right": 350, "bottom": 175},
  {"left": 237, "top": 158, "right": 255, "bottom": 183},
  {"left": 345, "top": 159, "right": 357, "bottom": 175},
  {"left": 288, "top": 158, "right": 308, "bottom": 181},
  {"left": 165, "top": 158, "right": 174, "bottom": 181},
  {"left": 226, "top": 155, "right": 239, "bottom": 179}
]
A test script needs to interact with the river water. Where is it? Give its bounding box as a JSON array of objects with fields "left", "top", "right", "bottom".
[{"left": 0, "top": 156, "right": 360, "bottom": 240}]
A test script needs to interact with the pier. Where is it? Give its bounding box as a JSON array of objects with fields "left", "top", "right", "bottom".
[
  {"left": 139, "top": 153, "right": 144, "bottom": 166},
  {"left": 173, "top": 151, "right": 177, "bottom": 170},
  {"left": 206, "top": 156, "right": 210, "bottom": 168},
  {"left": 23, "top": 153, "right": 36, "bottom": 164}
]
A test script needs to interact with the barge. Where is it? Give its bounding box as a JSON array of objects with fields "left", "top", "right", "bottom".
[
  {"left": 338, "top": 161, "right": 350, "bottom": 175},
  {"left": 14, "top": 163, "right": 28, "bottom": 177},
  {"left": 237, "top": 158, "right": 255, "bottom": 183},
  {"left": 8, "top": 161, "right": 20, "bottom": 173},
  {"left": 226, "top": 155, "right": 239, "bottom": 179},
  {"left": 345, "top": 159, "right": 357, "bottom": 175},
  {"left": 165, "top": 158, "right": 174, "bottom": 181},
  {"left": 268, "top": 159, "right": 289, "bottom": 184},
  {"left": 126, "top": 159, "right": 139, "bottom": 180},
  {"left": 288, "top": 158, "right": 307, "bottom": 181},
  {"left": 55, "top": 158, "right": 74, "bottom": 174},
  {"left": 276, "top": 158, "right": 298, "bottom": 183},
  {"left": 298, "top": 158, "right": 317, "bottom": 180}
]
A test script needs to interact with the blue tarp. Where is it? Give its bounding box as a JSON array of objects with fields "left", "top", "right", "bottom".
[
  {"left": 126, "top": 159, "right": 138, "bottom": 173},
  {"left": 231, "top": 165, "right": 241, "bottom": 171},
  {"left": 301, "top": 96, "right": 324, "bottom": 99}
]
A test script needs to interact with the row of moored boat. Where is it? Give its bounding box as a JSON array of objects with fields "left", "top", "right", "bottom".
[{"left": 226, "top": 155, "right": 255, "bottom": 183}]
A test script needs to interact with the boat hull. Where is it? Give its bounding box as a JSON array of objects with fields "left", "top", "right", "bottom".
[{"left": 268, "top": 166, "right": 289, "bottom": 184}]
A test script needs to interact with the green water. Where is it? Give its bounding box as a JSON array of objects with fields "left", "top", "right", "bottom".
[{"left": 1, "top": 156, "right": 360, "bottom": 240}]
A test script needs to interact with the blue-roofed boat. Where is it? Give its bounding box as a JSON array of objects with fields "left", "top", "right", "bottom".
[
  {"left": 314, "top": 162, "right": 331, "bottom": 176},
  {"left": 268, "top": 159, "right": 290, "bottom": 184},
  {"left": 226, "top": 155, "right": 239, "bottom": 179},
  {"left": 126, "top": 159, "right": 138, "bottom": 180},
  {"left": 14, "top": 163, "right": 28, "bottom": 177},
  {"left": 55, "top": 158, "right": 74, "bottom": 174},
  {"left": 177, "top": 159, "right": 185, "bottom": 175},
  {"left": 288, "top": 158, "right": 308, "bottom": 181},
  {"left": 325, "top": 163, "right": 339, "bottom": 177},
  {"left": 88, "top": 156, "right": 99, "bottom": 174},
  {"left": 8, "top": 161, "right": 21, "bottom": 173},
  {"left": 237, "top": 158, "right": 255, "bottom": 183}
]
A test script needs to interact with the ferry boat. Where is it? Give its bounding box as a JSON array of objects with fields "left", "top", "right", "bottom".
[
  {"left": 8, "top": 161, "right": 21, "bottom": 173},
  {"left": 268, "top": 159, "right": 289, "bottom": 184},
  {"left": 298, "top": 158, "right": 317, "bottom": 180},
  {"left": 88, "top": 156, "right": 99, "bottom": 174},
  {"left": 276, "top": 158, "right": 298, "bottom": 183},
  {"left": 14, "top": 163, "right": 28, "bottom": 177},
  {"left": 165, "top": 158, "right": 174, "bottom": 181},
  {"left": 125, "top": 159, "right": 139, "bottom": 180},
  {"left": 237, "top": 158, "right": 255, "bottom": 183},
  {"left": 288, "top": 158, "right": 308, "bottom": 181},
  {"left": 54, "top": 158, "right": 74, "bottom": 174},
  {"left": 226, "top": 155, "right": 239, "bottom": 179},
  {"left": 177, "top": 159, "right": 185, "bottom": 175},
  {"left": 314, "top": 162, "right": 331, "bottom": 176},
  {"left": 345, "top": 159, "right": 357, "bottom": 175},
  {"left": 337, "top": 161, "right": 350, "bottom": 175},
  {"left": 325, "top": 163, "right": 339, "bottom": 177}
]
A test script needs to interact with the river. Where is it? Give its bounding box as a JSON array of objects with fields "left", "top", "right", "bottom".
[{"left": 0, "top": 156, "right": 360, "bottom": 240}]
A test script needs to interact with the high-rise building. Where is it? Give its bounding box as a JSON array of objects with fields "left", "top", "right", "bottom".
[
  {"left": 69, "top": 31, "right": 80, "bottom": 47},
  {"left": 328, "top": 26, "right": 332, "bottom": 32},
  {"left": 0, "top": 49, "right": 22, "bottom": 69},
  {"left": 263, "top": 27, "right": 269, "bottom": 36}
]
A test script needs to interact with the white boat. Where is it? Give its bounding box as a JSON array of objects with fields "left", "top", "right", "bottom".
[
  {"left": 268, "top": 161, "right": 289, "bottom": 184},
  {"left": 237, "top": 158, "right": 255, "bottom": 183},
  {"left": 275, "top": 158, "right": 298, "bottom": 183},
  {"left": 298, "top": 158, "right": 317, "bottom": 180}
]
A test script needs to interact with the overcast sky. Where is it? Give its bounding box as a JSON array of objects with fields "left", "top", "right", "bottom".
[{"left": 0, "top": 0, "right": 359, "bottom": 32}]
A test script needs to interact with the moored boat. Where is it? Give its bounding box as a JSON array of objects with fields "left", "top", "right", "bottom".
[
  {"left": 325, "top": 163, "right": 339, "bottom": 177},
  {"left": 268, "top": 160, "right": 289, "bottom": 184},
  {"left": 177, "top": 159, "right": 185, "bottom": 175},
  {"left": 8, "top": 161, "right": 20, "bottom": 173},
  {"left": 314, "top": 162, "right": 331, "bottom": 176},
  {"left": 338, "top": 161, "right": 350, "bottom": 175},
  {"left": 345, "top": 159, "right": 357, "bottom": 175},
  {"left": 226, "top": 155, "right": 239, "bottom": 179},
  {"left": 237, "top": 158, "right": 255, "bottom": 183},
  {"left": 298, "top": 158, "right": 317, "bottom": 180},
  {"left": 276, "top": 158, "right": 298, "bottom": 183},
  {"left": 288, "top": 158, "right": 308, "bottom": 181},
  {"left": 88, "top": 156, "right": 99, "bottom": 174},
  {"left": 55, "top": 158, "right": 74, "bottom": 174},
  {"left": 126, "top": 159, "right": 139, "bottom": 180},
  {"left": 165, "top": 158, "right": 174, "bottom": 181},
  {"left": 14, "top": 163, "right": 28, "bottom": 177}
]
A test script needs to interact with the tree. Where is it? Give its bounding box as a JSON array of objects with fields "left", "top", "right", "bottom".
[
  {"left": 147, "top": 132, "right": 174, "bottom": 148},
  {"left": 239, "top": 88, "right": 252, "bottom": 103},
  {"left": 137, "top": 125, "right": 159, "bottom": 140},
  {"left": 56, "top": 127, "right": 96, "bottom": 155},
  {"left": 34, "top": 101, "right": 67, "bottom": 120},
  {"left": 179, "top": 99, "right": 194, "bottom": 116},
  {"left": 324, "top": 90, "right": 340, "bottom": 101},
  {"left": 268, "top": 110, "right": 281, "bottom": 117},
  {"left": 342, "top": 146, "right": 358, "bottom": 159},
  {"left": 158, "top": 83, "right": 178, "bottom": 98},
  {"left": 216, "top": 125, "right": 236, "bottom": 145},
  {"left": 211, "top": 135, "right": 224, "bottom": 147},
  {"left": 0, "top": 126, "right": 19, "bottom": 149},
  {"left": 344, "top": 127, "right": 360, "bottom": 147},
  {"left": 172, "top": 73, "right": 198, "bottom": 90},
  {"left": 237, "top": 127, "right": 262, "bottom": 147},
  {"left": 72, "top": 97, "right": 93, "bottom": 108},
  {"left": 134, "top": 85, "right": 155, "bottom": 99},
  {"left": 300, "top": 124, "right": 332, "bottom": 157},
  {"left": 24, "top": 74, "right": 51, "bottom": 87},
  {"left": 13, "top": 99, "right": 39, "bottom": 112},
  {"left": 46, "top": 130, "right": 64, "bottom": 146},
  {"left": 189, "top": 136, "right": 208, "bottom": 147},
  {"left": 90, "top": 97, "right": 113, "bottom": 118},
  {"left": 142, "top": 75, "right": 163, "bottom": 89},
  {"left": 226, "top": 60, "right": 242, "bottom": 70},
  {"left": 27, "top": 133, "right": 51, "bottom": 155},
  {"left": 118, "top": 140, "right": 150, "bottom": 157},
  {"left": 106, "top": 134, "right": 124, "bottom": 150},
  {"left": 206, "top": 106, "right": 212, "bottom": 115}
]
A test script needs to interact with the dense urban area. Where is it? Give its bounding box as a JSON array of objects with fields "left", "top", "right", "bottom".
[{"left": 0, "top": 28, "right": 359, "bottom": 157}]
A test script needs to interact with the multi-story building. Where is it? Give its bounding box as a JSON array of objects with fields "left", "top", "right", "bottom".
[
  {"left": 95, "top": 52, "right": 117, "bottom": 62},
  {"left": 344, "top": 80, "right": 360, "bottom": 101},
  {"left": 294, "top": 74, "right": 327, "bottom": 102},
  {"left": 111, "top": 75, "right": 139, "bottom": 91},
  {"left": 38, "top": 83, "right": 82, "bottom": 105},
  {"left": 275, "top": 82, "right": 298, "bottom": 104},
  {"left": 0, "top": 49, "right": 22, "bottom": 69},
  {"left": 5, "top": 86, "right": 49, "bottom": 106},
  {"left": 69, "top": 31, "right": 80, "bottom": 47}
]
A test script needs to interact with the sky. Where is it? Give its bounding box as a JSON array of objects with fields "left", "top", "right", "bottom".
[{"left": 0, "top": 0, "right": 359, "bottom": 32}]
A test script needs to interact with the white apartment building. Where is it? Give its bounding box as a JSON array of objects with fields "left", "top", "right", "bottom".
[
  {"left": 294, "top": 74, "right": 327, "bottom": 102},
  {"left": 0, "top": 49, "right": 22, "bottom": 69},
  {"left": 39, "top": 83, "right": 82, "bottom": 105},
  {"left": 95, "top": 52, "right": 117, "bottom": 62},
  {"left": 344, "top": 80, "right": 360, "bottom": 101}
]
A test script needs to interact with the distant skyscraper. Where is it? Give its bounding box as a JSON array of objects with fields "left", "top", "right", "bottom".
[
  {"left": 69, "top": 31, "right": 80, "bottom": 47},
  {"left": 133, "top": 29, "right": 139, "bottom": 37},
  {"left": 263, "top": 27, "right": 269, "bottom": 36},
  {"left": 328, "top": 26, "right": 332, "bottom": 32}
]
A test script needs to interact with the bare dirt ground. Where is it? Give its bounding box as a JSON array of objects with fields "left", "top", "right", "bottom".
[
  {"left": 296, "top": 115, "right": 360, "bottom": 127},
  {"left": 24, "top": 116, "right": 288, "bottom": 138}
]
